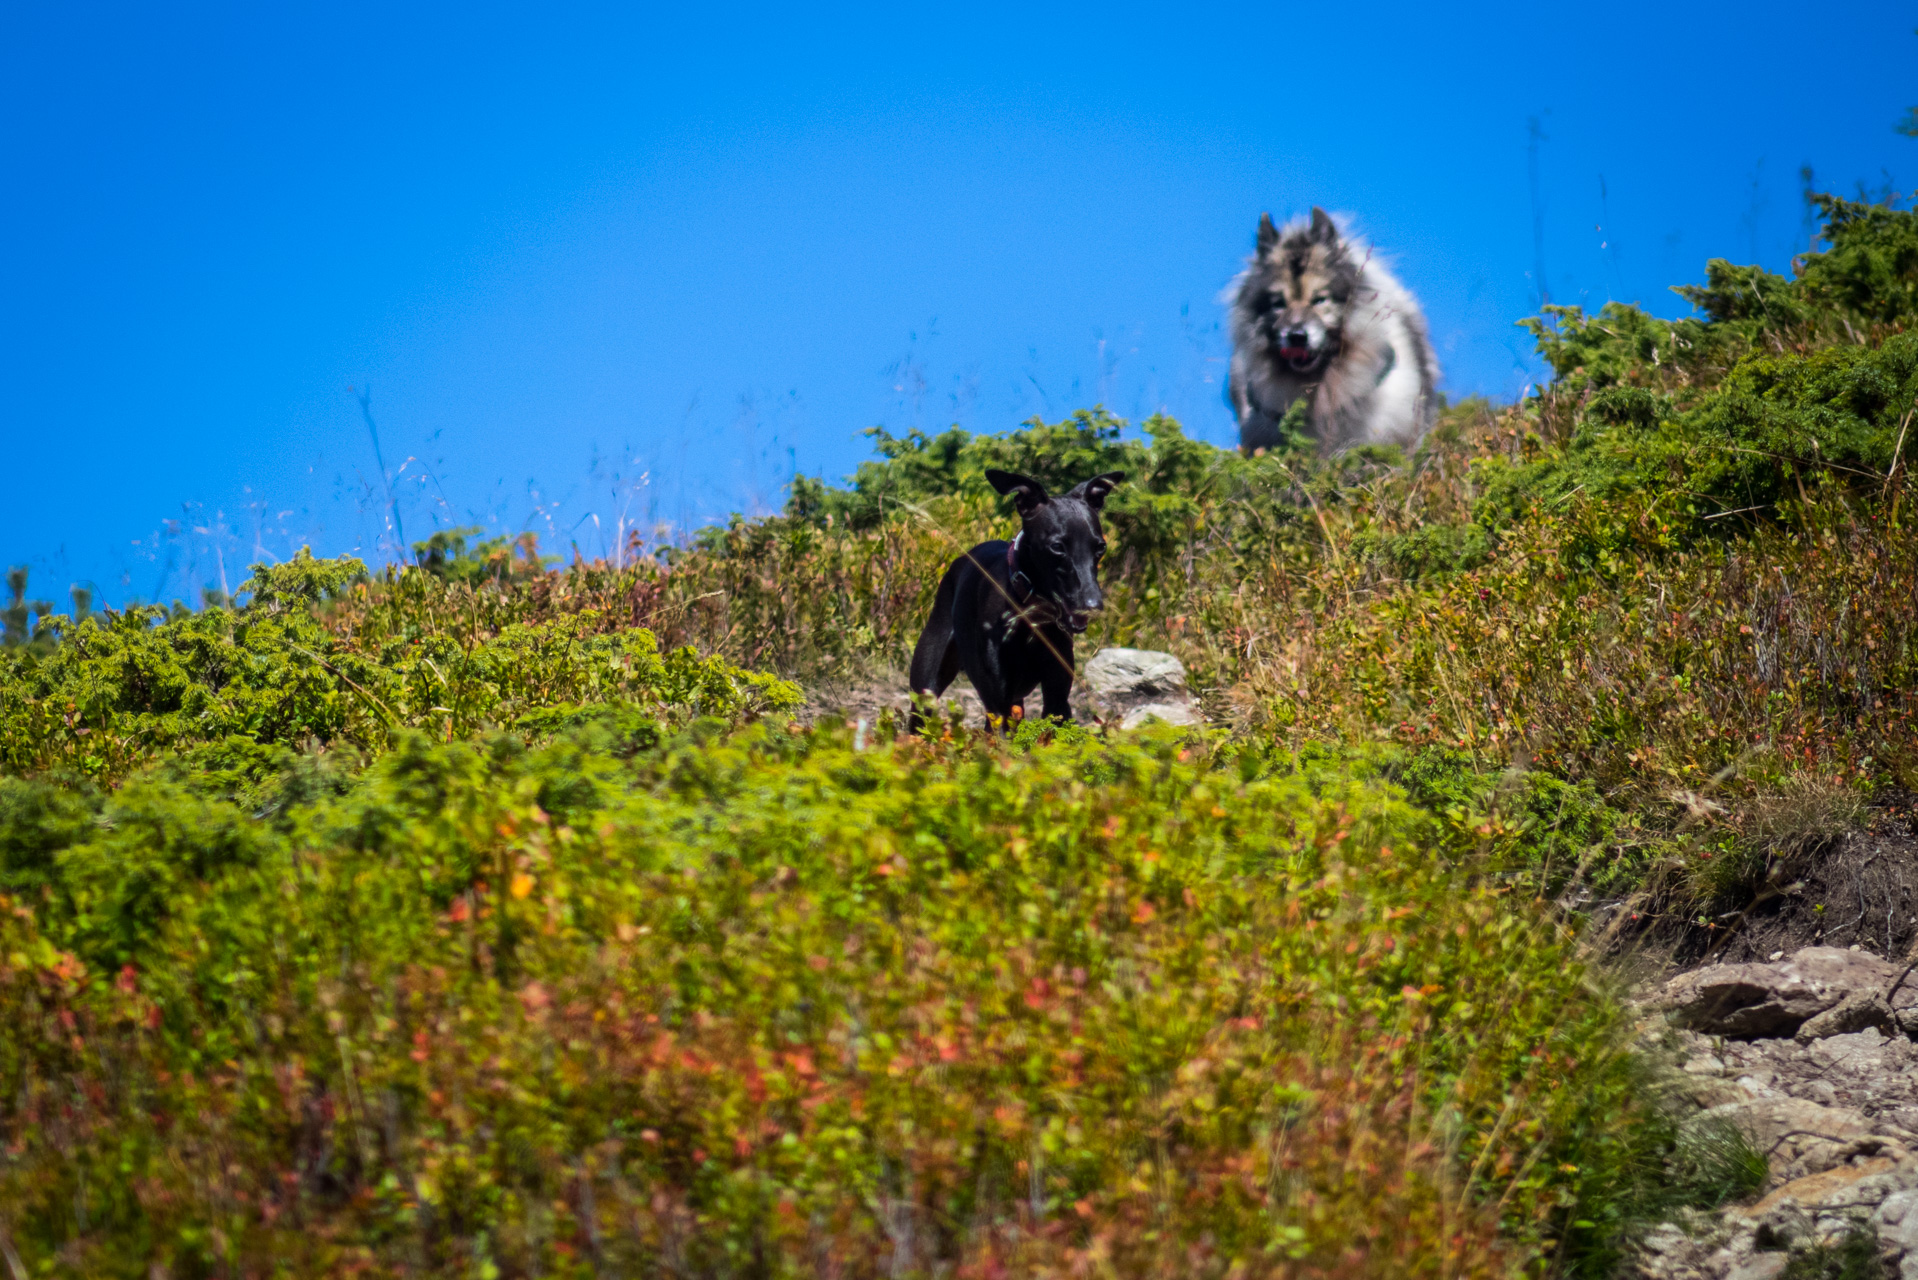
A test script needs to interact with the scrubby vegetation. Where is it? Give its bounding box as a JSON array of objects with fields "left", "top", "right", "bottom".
[{"left": 0, "top": 195, "right": 1913, "bottom": 1277}]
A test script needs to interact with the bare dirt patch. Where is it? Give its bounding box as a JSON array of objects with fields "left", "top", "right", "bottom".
[
  {"left": 1604, "top": 797, "right": 1918, "bottom": 987},
  {"left": 1680, "top": 814, "right": 1918, "bottom": 969}
]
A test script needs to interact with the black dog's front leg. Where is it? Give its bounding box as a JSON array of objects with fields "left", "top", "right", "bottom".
[
  {"left": 1037, "top": 633, "right": 1076, "bottom": 721},
  {"left": 971, "top": 624, "right": 1022, "bottom": 730}
]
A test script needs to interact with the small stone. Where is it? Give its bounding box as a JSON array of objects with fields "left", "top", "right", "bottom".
[
  {"left": 1878, "top": 1188, "right": 1918, "bottom": 1256},
  {"left": 1119, "top": 701, "right": 1202, "bottom": 730},
  {"left": 1770, "top": 950, "right": 1786, "bottom": 961}
]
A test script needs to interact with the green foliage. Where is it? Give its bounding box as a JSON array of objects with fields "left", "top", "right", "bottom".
[
  {"left": 0, "top": 724, "right": 1690, "bottom": 1276},
  {"left": 782, "top": 407, "right": 1326, "bottom": 561},
  {"left": 785, "top": 408, "right": 1148, "bottom": 531},
  {"left": 1792, "top": 194, "right": 1918, "bottom": 327},
  {"left": 1475, "top": 331, "right": 1918, "bottom": 543},
  {"left": 1358, "top": 520, "right": 1494, "bottom": 577},
  {"left": 0, "top": 773, "right": 98, "bottom": 898},
  {"left": 412, "top": 526, "right": 558, "bottom": 586},
  {"left": 1781, "top": 1226, "right": 1893, "bottom": 1279},
  {"left": 1494, "top": 198, "right": 1918, "bottom": 545},
  {"left": 240, "top": 545, "right": 368, "bottom": 606},
  {"left": 1523, "top": 196, "right": 1918, "bottom": 401},
  {"left": 5, "top": 566, "right": 54, "bottom": 652},
  {"left": 1388, "top": 747, "right": 1621, "bottom": 892},
  {"left": 0, "top": 554, "right": 798, "bottom": 784}
]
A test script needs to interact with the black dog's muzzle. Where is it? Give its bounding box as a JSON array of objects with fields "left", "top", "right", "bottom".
[{"left": 1007, "top": 535, "right": 1098, "bottom": 634}]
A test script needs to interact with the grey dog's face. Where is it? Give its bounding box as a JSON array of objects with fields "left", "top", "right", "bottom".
[
  {"left": 1242, "top": 209, "right": 1359, "bottom": 375},
  {"left": 1258, "top": 267, "right": 1345, "bottom": 372}
]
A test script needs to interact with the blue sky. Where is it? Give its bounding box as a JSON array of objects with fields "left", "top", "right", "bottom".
[{"left": 4, "top": 2, "right": 1913, "bottom": 605}]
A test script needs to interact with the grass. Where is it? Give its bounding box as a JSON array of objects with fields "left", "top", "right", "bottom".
[{"left": 1781, "top": 1225, "right": 1892, "bottom": 1279}]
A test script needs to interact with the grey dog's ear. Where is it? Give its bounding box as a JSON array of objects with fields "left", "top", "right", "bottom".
[
  {"left": 1309, "top": 206, "right": 1338, "bottom": 244},
  {"left": 985, "top": 468, "right": 1049, "bottom": 516},
  {"left": 1068, "top": 471, "right": 1125, "bottom": 511},
  {"left": 1256, "top": 212, "right": 1279, "bottom": 255}
]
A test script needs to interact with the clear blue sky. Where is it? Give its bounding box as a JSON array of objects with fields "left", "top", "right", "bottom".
[{"left": 4, "top": 2, "right": 1913, "bottom": 605}]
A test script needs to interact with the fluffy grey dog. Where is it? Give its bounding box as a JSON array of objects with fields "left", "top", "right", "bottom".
[{"left": 1225, "top": 208, "right": 1440, "bottom": 454}]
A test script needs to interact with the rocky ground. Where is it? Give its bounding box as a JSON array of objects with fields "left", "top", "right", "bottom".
[{"left": 1636, "top": 943, "right": 1918, "bottom": 1278}]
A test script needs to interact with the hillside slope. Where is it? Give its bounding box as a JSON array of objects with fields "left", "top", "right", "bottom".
[{"left": 0, "top": 194, "right": 1914, "bottom": 1278}]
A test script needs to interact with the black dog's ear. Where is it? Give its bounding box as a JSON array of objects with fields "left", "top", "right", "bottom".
[
  {"left": 985, "top": 468, "right": 1049, "bottom": 516},
  {"left": 1256, "top": 212, "right": 1278, "bottom": 256},
  {"left": 1308, "top": 206, "right": 1338, "bottom": 244},
  {"left": 1067, "top": 471, "right": 1125, "bottom": 511}
]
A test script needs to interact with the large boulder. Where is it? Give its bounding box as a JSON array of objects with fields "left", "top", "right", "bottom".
[
  {"left": 1659, "top": 947, "right": 1900, "bottom": 1039},
  {"left": 1077, "top": 648, "right": 1202, "bottom": 729}
]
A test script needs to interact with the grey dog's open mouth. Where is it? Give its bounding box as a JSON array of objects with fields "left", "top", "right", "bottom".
[{"left": 1280, "top": 347, "right": 1319, "bottom": 371}]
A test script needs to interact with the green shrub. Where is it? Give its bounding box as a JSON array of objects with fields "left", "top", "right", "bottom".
[
  {"left": 1521, "top": 195, "right": 1918, "bottom": 403},
  {"left": 1473, "top": 332, "right": 1918, "bottom": 544},
  {"left": 412, "top": 526, "right": 557, "bottom": 586},
  {"left": 0, "top": 553, "right": 798, "bottom": 785},
  {"left": 0, "top": 724, "right": 1693, "bottom": 1277}
]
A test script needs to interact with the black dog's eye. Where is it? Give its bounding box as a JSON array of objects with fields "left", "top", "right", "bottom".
[{"left": 1095, "top": 540, "right": 1107, "bottom": 559}]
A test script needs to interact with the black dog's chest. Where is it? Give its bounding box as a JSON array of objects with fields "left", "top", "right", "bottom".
[{"left": 982, "top": 593, "right": 1063, "bottom": 649}]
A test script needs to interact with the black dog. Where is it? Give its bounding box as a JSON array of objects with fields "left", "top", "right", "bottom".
[{"left": 907, "top": 468, "right": 1123, "bottom": 731}]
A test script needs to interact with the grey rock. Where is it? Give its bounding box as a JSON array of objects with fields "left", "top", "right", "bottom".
[
  {"left": 1632, "top": 952, "right": 1918, "bottom": 1280},
  {"left": 1698, "top": 1029, "right": 1918, "bottom": 1139},
  {"left": 1118, "top": 701, "right": 1202, "bottom": 730},
  {"left": 1661, "top": 948, "right": 1899, "bottom": 1039},
  {"left": 1715, "top": 1095, "right": 1890, "bottom": 1180},
  {"left": 1076, "top": 648, "right": 1203, "bottom": 729},
  {"left": 1877, "top": 1187, "right": 1918, "bottom": 1276},
  {"left": 1723, "top": 1257, "right": 1788, "bottom": 1280},
  {"left": 1797, "top": 991, "right": 1896, "bottom": 1044},
  {"left": 1876, "top": 1187, "right": 1918, "bottom": 1227},
  {"left": 1082, "top": 648, "right": 1188, "bottom": 698}
]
